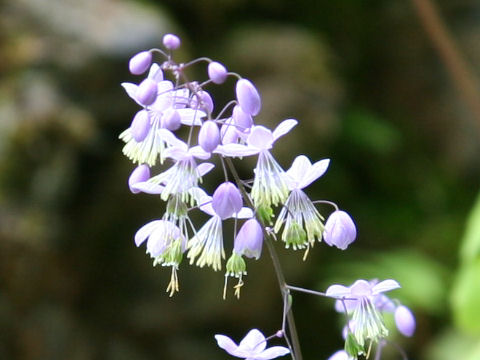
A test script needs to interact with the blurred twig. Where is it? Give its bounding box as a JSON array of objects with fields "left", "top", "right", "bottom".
[{"left": 411, "top": 0, "right": 480, "bottom": 131}]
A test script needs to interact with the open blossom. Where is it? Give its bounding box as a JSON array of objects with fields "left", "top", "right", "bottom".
[
  {"left": 120, "top": 72, "right": 206, "bottom": 166},
  {"left": 135, "top": 219, "right": 186, "bottom": 296},
  {"left": 215, "top": 329, "right": 289, "bottom": 360},
  {"left": 187, "top": 189, "right": 253, "bottom": 271},
  {"left": 326, "top": 279, "right": 401, "bottom": 355},
  {"left": 274, "top": 155, "right": 329, "bottom": 252},
  {"left": 216, "top": 119, "right": 297, "bottom": 213},
  {"left": 145, "top": 129, "right": 211, "bottom": 202}
]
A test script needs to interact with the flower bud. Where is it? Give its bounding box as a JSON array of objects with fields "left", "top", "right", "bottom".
[
  {"left": 232, "top": 105, "right": 253, "bottom": 131},
  {"left": 129, "top": 51, "right": 152, "bottom": 75},
  {"left": 323, "top": 210, "right": 356, "bottom": 250},
  {"left": 236, "top": 79, "right": 261, "bottom": 116},
  {"left": 136, "top": 78, "right": 158, "bottom": 106},
  {"left": 163, "top": 34, "right": 181, "bottom": 50},
  {"left": 162, "top": 108, "right": 181, "bottom": 131},
  {"left": 208, "top": 61, "right": 228, "bottom": 84},
  {"left": 198, "top": 120, "right": 220, "bottom": 152},
  {"left": 128, "top": 164, "right": 150, "bottom": 193},
  {"left": 394, "top": 305, "right": 416, "bottom": 337},
  {"left": 212, "top": 182, "right": 243, "bottom": 219},
  {"left": 191, "top": 90, "right": 214, "bottom": 114},
  {"left": 130, "top": 110, "right": 151, "bottom": 142},
  {"left": 234, "top": 219, "right": 263, "bottom": 259},
  {"left": 221, "top": 119, "right": 239, "bottom": 144}
]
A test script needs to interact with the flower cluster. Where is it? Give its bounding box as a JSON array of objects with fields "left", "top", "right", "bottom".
[
  {"left": 326, "top": 279, "right": 416, "bottom": 359},
  {"left": 121, "top": 33, "right": 414, "bottom": 360},
  {"left": 121, "top": 33, "right": 356, "bottom": 298}
]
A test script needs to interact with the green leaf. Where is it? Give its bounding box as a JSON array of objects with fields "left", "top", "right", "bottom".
[
  {"left": 459, "top": 191, "right": 480, "bottom": 263},
  {"left": 451, "top": 258, "right": 480, "bottom": 335}
]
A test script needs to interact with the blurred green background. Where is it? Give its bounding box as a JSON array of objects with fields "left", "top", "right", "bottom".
[{"left": 1, "top": 0, "right": 480, "bottom": 359}]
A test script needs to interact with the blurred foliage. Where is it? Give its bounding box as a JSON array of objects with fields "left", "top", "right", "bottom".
[{"left": 0, "top": 0, "right": 480, "bottom": 359}]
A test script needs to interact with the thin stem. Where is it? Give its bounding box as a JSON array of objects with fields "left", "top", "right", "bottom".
[
  {"left": 225, "top": 157, "right": 303, "bottom": 360},
  {"left": 286, "top": 285, "right": 327, "bottom": 297}
]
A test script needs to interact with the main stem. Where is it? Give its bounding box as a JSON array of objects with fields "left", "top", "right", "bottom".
[{"left": 225, "top": 158, "right": 303, "bottom": 360}]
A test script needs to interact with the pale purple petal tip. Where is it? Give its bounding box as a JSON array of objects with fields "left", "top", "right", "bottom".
[
  {"left": 325, "top": 284, "right": 351, "bottom": 298},
  {"left": 236, "top": 79, "right": 261, "bottom": 116},
  {"left": 215, "top": 334, "right": 239, "bottom": 356},
  {"left": 130, "top": 110, "right": 151, "bottom": 142},
  {"left": 128, "top": 164, "right": 150, "bottom": 193},
  {"left": 129, "top": 51, "right": 152, "bottom": 75},
  {"left": 255, "top": 346, "right": 290, "bottom": 360},
  {"left": 163, "top": 33, "right": 181, "bottom": 50},
  {"left": 372, "top": 279, "right": 401, "bottom": 294},
  {"left": 208, "top": 61, "right": 228, "bottom": 84},
  {"left": 136, "top": 78, "right": 158, "bottom": 106},
  {"left": 323, "top": 210, "right": 356, "bottom": 250},
  {"left": 198, "top": 120, "right": 220, "bottom": 153},
  {"left": 395, "top": 305, "right": 416, "bottom": 337}
]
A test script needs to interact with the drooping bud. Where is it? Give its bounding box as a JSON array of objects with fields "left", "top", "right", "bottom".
[
  {"left": 212, "top": 182, "right": 243, "bottom": 219},
  {"left": 198, "top": 120, "right": 220, "bottom": 152},
  {"left": 323, "top": 210, "right": 356, "bottom": 250},
  {"left": 220, "top": 119, "right": 239, "bottom": 144},
  {"left": 394, "top": 305, "right": 416, "bottom": 337},
  {"left": 162, "top": 34, "right": 181, "bottom": 50},
  {"left": 129, "top": 51, "right": 152, "bottom": 75},
  {"left": 191, "top": 90, "right": 214, "bottom": 114},
  {"left": 128, "top": 164, "right": 150, "bottom": 193},
  {"left": 208, "top": 61, "right": 228, "bottom": 84},
  {"left": 232, "top": 105, "right": 253, "bottom": 131},
  {"left": 234, "top": 219, "right": 263, "bottom": 259},
  {"left": 236, "top": 79, "right": 261, "bottom": 116},
  {"left": 162, "top": 108, "right": 181, "bottom": 131},
  {"left": 130, "top": 110, "right": 151, "bottom": 142},
  {"left": 136, "top": 78, "right": 158, "bottom": 106}
]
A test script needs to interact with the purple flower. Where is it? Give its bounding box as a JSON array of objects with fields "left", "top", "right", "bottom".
[
  {"left": 234, "top": 219, "right": 263, "bottom": 260},
  {"left": 208, "top": 61, "right": 228, "bottom": 84},
  {"left": 135, "top": 219, "right": 186, "bottom": 296},
  {"left": 136, "top": 78, "right": 158, "bottom": 106},
  {"left": 212, "top": 182, "right": 243, "bottom": 219},
  {"left": 198, "top": 120, "right": 220, "bottom": 153},
  {"left": 130, "top": 110, "right": 151, "bottom": 142},
  {"left": 129, "top": 51, "right": 152, "bottom": 75},
  {"left": 326, "top": 279, "right": 401, "bottom": 350},
  {"left": 215, "top": 119, "right": 297, "bottom": 209},
  {"left": 187, "top": 189, "right": 253, "bottom": 271},
  {"left": 236, "top": 79, "right": 261, "bottom": 116},
  {"left": 190, "top": 90, "right": 214, "bottom": 114},
  {"left": 163, "top": 33, "right": 181, "bottom": 50},
  {"left": 274, "top": 155, "right": 329, "bottom": 251},
  {"left": 215, "top": 329, "right": 290, "bottom": 360},
  {"left": 394, "top": 305, "right": 416, "bottom": 337},
  {"left": 323, "top": 210, "right": 356, "bottom": 250},
  {"left": 232, "top": 105, "right": 253, "bottom": 132},
  {"left": 128, "top": 164, "right": 150, "bottom": 193}
]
